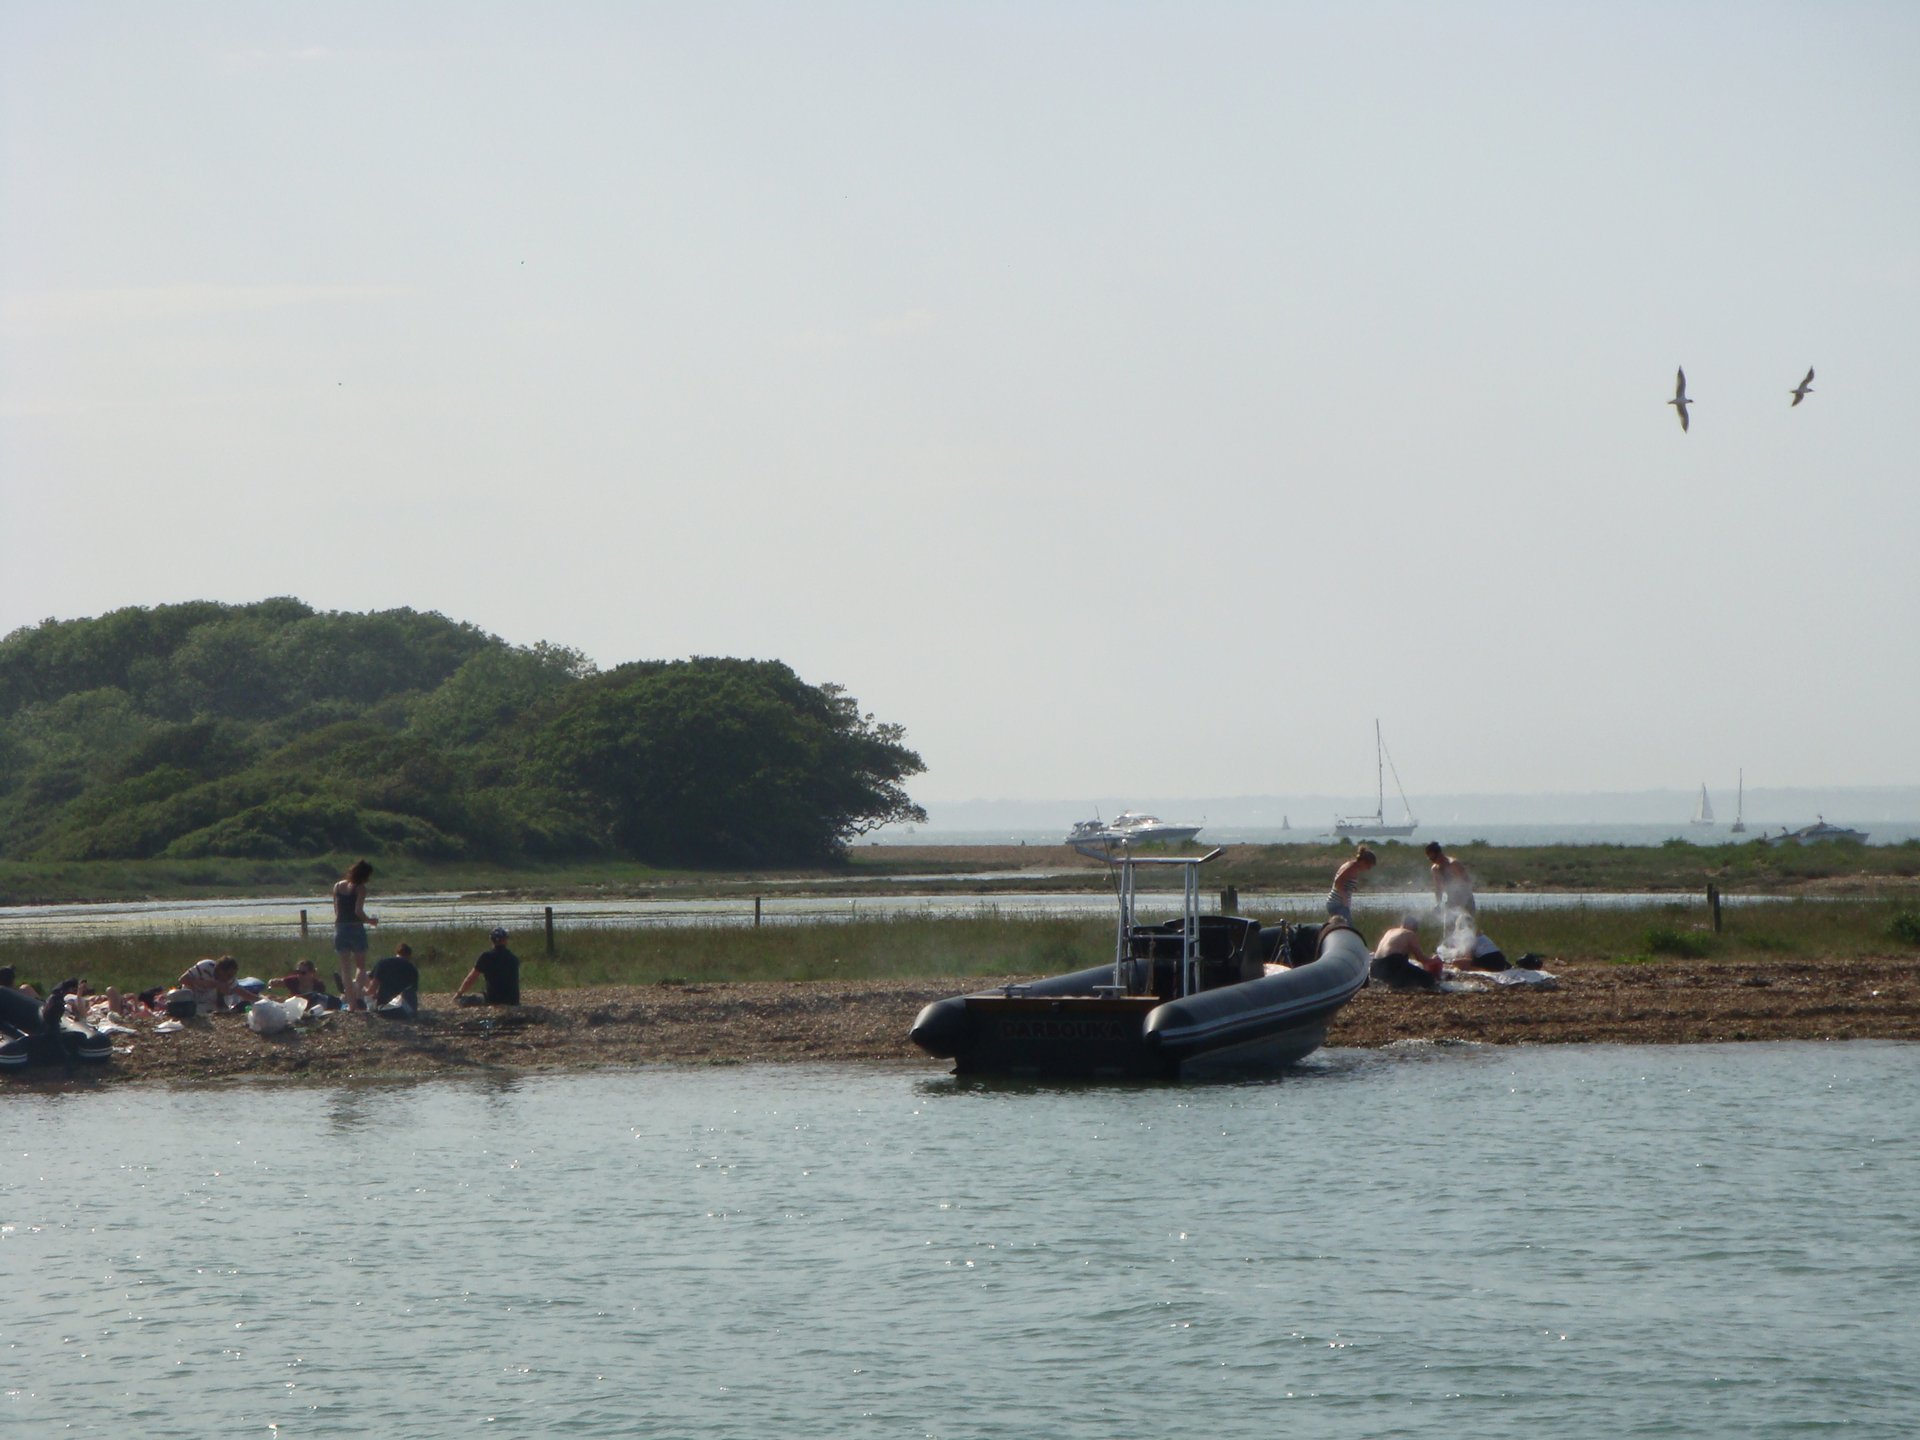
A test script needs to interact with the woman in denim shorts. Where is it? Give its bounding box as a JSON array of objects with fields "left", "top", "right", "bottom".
[
  {"left": 1325, "top": 845, "right": 1376, "bottom": 922},
  {"left": 332, "top": 859, "right": 377, "bottom": 1010}
]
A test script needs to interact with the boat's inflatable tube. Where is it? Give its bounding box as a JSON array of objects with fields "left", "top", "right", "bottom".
[
  {"left": 909, "top": 963, "right": 1115, "bottom": 1060},
  {"left": 0, "top": 986, "right": 113, "bottom": 1069},
  {"left": 1143, "top": 924, "right": 1369, "bottom": 1069}
]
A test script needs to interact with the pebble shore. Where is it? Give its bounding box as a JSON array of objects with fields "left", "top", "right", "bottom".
[{"left": 11, "top": 954, "right": 1915, "bottom": 1088}]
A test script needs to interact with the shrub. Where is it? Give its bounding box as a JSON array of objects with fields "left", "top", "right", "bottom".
[
  {"left": 1889, "top": 911, "right": 1920, "bottom": 947},
  {"left": 1644, "top": 924, "right": 1712, "bottom": 959}
]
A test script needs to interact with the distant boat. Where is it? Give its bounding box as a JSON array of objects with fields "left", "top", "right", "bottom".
[
  {"left": 1281, "top": 815, "right": 1290, "bottom": 831},
  {"left": 1730, "top": 770, "right": 1746, "bottom": 834},
  {"left": 1691, "top": 783, "right": 1716, "bottom": 826},
  {"left": 1771, "top": 816, "right": 1869, "bottom": 845},
  {"left": 1066, "top": 812, "right": 1204, "bottom": 858},
  {"left": 1334, "top": 721, "right": 1418, "bottom": 839}
]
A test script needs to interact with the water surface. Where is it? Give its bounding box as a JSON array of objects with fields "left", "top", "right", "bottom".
[{"left": 4, "top": 1044, "right": 1916, "bottom": 1438}]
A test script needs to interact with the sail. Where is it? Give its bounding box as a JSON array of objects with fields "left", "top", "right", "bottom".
[{"left": 1693, "top": 784, "right": 1714, "bottom": 824}]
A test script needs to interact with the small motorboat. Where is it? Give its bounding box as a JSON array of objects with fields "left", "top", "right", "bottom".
[{"left": 910, "top": 848, "right": 1368, "bottom": 1078}]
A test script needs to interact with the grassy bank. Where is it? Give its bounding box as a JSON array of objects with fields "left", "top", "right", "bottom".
[
  {"left": 0, "top": 915, "right": 1109, "bottom": 997},
  {"left": 3, "top": 837, "right": 1918, "bottom": 909},
  {"left": 1201, "top": 839, "right": 1920, "bottom": 895},
  {"left": 7, "top": 901, "right": 1916, "bottom": 1000},
  {"left": 0, "top": 856, "right": 690, "bottom": 908}
]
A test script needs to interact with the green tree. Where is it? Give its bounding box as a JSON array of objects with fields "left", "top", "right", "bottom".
[
  {"left": 0, "top": 604, "right": 925, "bottom": 866},
  {"left": 537, "top": 658, "right": 924, "bottom": 865}
]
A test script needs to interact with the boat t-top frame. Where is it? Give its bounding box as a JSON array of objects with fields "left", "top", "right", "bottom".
[{"left": 1111, "top": 846, "right": 1223, "bottom": 998}]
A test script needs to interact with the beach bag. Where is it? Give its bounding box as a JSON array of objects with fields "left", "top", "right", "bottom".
[
  {"left": 246, "top": 999, "right": 290, "bottom": 1034},
  {"left": 164, "top": 989, "right": 198, "bottom": 1019}
]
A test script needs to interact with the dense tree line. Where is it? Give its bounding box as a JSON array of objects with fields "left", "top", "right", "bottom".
[{"left": 0, "top": 601, "right": 926, "bottom": 866}]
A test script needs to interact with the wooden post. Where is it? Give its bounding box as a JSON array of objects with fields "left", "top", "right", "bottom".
[
  {"left": 299, "top": 909, "right": 308, "bottom": 938},
  {"left": 754, "top": 896, "right": 763, "bottom": 928},
  {"left": 1220, "top": 885, "right": 1238, "bottom": 915},
  {"left": 1707, "top": 883, "right": 1722, "bottom": 933},
  {"left": 545, "top": 905, "right": 556, "bottom": 955}
]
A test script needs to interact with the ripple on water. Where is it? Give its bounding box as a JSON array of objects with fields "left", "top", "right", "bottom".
[{"left": 3, "top": 1048, "right": 1918, "bottom": 1438}]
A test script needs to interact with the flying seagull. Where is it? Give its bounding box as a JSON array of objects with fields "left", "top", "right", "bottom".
[
  {"left": 1790, "top": 367, "right": 1815, "bottom": 406},
  {"left": 1668, "top": 367, "right": 1692, "bottom": 433}
]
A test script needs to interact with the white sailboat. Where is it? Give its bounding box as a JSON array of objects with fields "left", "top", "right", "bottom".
[
  {"left": 1730, "top": 770, "right": 1746, "bottom": 834},
  {"left": 1333, "top": 721, "right": 1418, "bottom": 839},
  {"left": 1691, "top": 783, "right": 1715, "bottom": 826}
]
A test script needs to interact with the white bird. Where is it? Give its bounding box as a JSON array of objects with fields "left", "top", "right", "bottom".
[
  {"left": 1790, "top": 367, "right": 1814, "bottom": 406},
  {"left": 1668, "top": 367, "right": 1692, "bottom": 433}
]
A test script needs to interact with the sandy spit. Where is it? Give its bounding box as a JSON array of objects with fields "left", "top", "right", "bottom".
[{"left": 7, "top": 954, "right": 1914, "bottom": 1090}]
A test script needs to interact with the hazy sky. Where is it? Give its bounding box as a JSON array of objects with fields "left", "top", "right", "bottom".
[{"left": 4, "top": 2, "right": 1916, "bottom": 805}]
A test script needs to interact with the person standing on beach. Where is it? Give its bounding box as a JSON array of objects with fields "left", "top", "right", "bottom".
[
  {"left": 454, "top": 928, "right": 521, "bottom": 1006},
  {"left": 1426, "top": 840, "right": 1477, "bottom": 949},
  {"left": 332, "top": 860, "right": 378, "bottom": 1011},
  {"left": 1326, "top": 845, "right": 1376, "bottom": 923}
]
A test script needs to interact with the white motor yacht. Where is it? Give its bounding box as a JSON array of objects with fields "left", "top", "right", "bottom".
[{"left": 1067, "top": 811, "right": 1203, "bottom": 856}]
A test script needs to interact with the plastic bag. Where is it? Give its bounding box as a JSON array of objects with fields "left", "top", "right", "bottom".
[{"left": 247, "top": 998, "right": 290, "bottom": 1034}]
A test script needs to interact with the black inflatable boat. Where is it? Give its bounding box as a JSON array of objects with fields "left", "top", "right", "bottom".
[
  {"left": 910, "top": 849, "right": 1369, "bottom": 1078},
  {"left": 0, "top": 986, "right": 113, "bottom": 1070}
]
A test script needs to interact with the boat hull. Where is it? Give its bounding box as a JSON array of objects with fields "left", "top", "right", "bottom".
[
  {"left": 1774, "top": 824, "right": 1869, "bottom": 845},
  {"left": 0, "top": 1019, "right": 112, "bottom": 1070},
  {"left": 909, "top": 925, "right": 1369, "bottom": 1079},
  {"left": 1068, "top": 826, "right": 1203, "bottom": 858},
  {"left": 1066, "top": 824, "right": 1204, "bottom": 858}
]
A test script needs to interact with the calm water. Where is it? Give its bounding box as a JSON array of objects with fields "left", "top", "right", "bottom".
[
  {"left": 884, "top": 822, "right": 1920, "bottom": 847},
  {"left": 5, "top": 1045, "right": 1918, "bottom": 1439}
]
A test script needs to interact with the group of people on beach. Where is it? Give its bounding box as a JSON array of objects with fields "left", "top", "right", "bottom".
[
  {"left": 1326, "top": 839, "right": 1528, "bottom": 990},
  {"left": 325, "top": 860, "right": 523, "bottom": 1012},
  {"left": 2, "top": 861, "right": 524, "bottom": 1036}
]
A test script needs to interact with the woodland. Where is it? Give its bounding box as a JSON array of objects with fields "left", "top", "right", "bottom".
[{"left": 0, "top": 600, "right": 926, "bottom": 867}]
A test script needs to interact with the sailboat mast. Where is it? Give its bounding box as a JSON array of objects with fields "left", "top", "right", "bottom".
[{"left": 1374, "top": 718, "right": 1385, "bottom": 819}]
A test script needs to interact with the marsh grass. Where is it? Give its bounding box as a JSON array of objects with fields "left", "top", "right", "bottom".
[
  {"left": 1477, "top": 899, "right": 1890, "bottom": 962},
  {"left": 1201, "top": 838, "right": 1920, "bottom": 896},
  {"left": 0, "top": 915, "right": 1117, "bottom": 997},
  {"left": 5, "top": 901, "right": 1913, "bottom": 999}
]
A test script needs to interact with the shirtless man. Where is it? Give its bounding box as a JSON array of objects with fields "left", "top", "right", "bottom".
[
  {"left": 1425, "top": 841, "right": 1476, "bottom": 920},
  {"left": 1370, "top": 917, "right": 1441, "bottom": 991}
]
